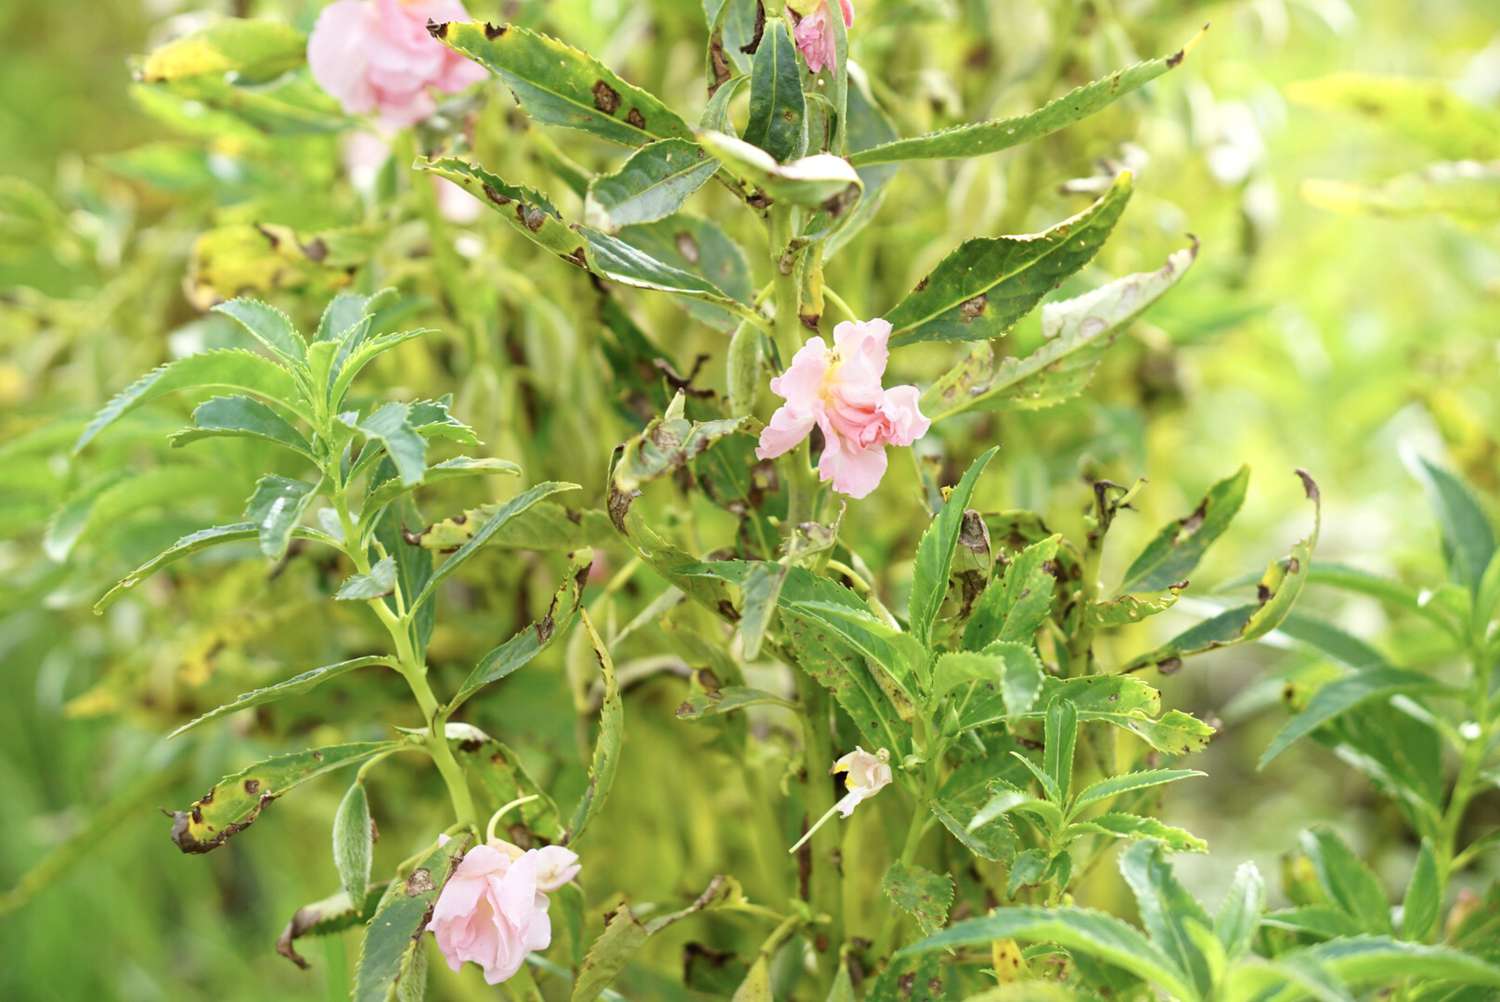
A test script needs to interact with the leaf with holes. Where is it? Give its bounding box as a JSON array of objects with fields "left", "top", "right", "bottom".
[
  {"left": 962, "top": 535, "right": 1060, "bottom": 650},
  {"left": 883, "top": 862, "right": 954, "bottom": 936},
  {"left": 886, "top": 173, "right": 1133, "bottom": 347}
]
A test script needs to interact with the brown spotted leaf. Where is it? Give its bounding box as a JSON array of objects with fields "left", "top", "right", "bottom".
[
  {"left": 169, "top": 742, "right": 397, "bottom": 853},
  {"left": 883, "top": 862, "right": 955, "bottom": 936},
  {"left": 416, "top": 156, "right": 587, "bottom": 261},
  {"left": 352, "top": 834, "right": 472, "bottom": 1002},
  {"left": 613, "top": 392, "right": 753, "bottom": 495}
]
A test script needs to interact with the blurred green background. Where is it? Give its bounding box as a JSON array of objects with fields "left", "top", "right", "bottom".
[{"left": 2, "top": 0, "right": 1497, "bottom": 999}]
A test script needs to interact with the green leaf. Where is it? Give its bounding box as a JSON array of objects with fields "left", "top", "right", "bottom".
[
  {"left": 1287, "top": 937, "right": 1500, "bottom": 991},
  {"left": 886, "top": 173, "right": 1133, "bottom": 347},
  {"left": 883, "top": 862, "right": 955, "bottom": 936},
  {"left": 744, "top": 19, "right": 805, "bottom": 162},
  {"left": 416, "top": 156, "right": 587, "bottom": 260},
  {"left": 571, "top": 875, "right": 746, "bottom": 1002},
  {"left": 910, "top": 447, "right": 999, "bottom": 649},
  {"left": 452, "top": 727, "right": 567, "bottom": 845},
  {"left": 931, "top": 778, "right": 1018, "bottom": 863},
  {"left": 244, "top": 474, "right": 318, "bottom": 561},
  {"left": 1409, "top": 456, "right": 1496, "bottom": 594},
  {"left": 315, "top": 289, "right": 378, "bottom": 343},
  {"left": 1045, "top": 700, "right": 1078, "bottom": 803},
  {"left": 212, "top": 298, "right": 305, "bottom": 364},
  {"left": 44, "top": 466, "right": 225, "bottom": 562},
  {"left": 74, "top": 349, "right": 304, "bottom": 454},
  {"left": 170, "top": 394, "right": 314, "bottom": 458},
  {"left": 932, "top": 643, "right": 1044, "bottom": 720},
  {"left": 411, "top": 481, "right": 580, "bottom": 613},
  {"left": 139, "top": 18, "right": 306, "bottom": 82},
  {"left": 352, "top": 835, "right": 471, "bottom": 1002},
  {"left": 335, "top": 557, "right": 397, "bottom": 600},
  {"left": 1260, "top": 906, "right": 1366, "bottom": 940},
  {"left": 584, "top": 139, "right": 719, "bottom": 232},
  {"left": 448, "top": 549, "right": 593, "bottom": 711},
  {"left": 1284, "top": 74, "right": 1500, "bottom": 161},
  {"left": 849, "top": 38, "right": 1200, "bottom": 165},
  {"left": 962, "top": 535, "right": 1060, "bottom": 650},
  {"left": 332, "top": 781, "right": 372, "bottom": 907},
  {"left": 614, "top": 215, "right": 754, "bottom": 331},
  {"left": 697, "top": 129, "right": 863, "bottom": 207},
  {"left": 900, "top": 906, "right": 1199, "bottom": 1002},
  {"left": 94, "top": 521, "right": 332, "bottom": 612},
  {"left": 329, "top": 328, "right": 438, "bottom": 410},
  {"left": 167, "top": 655, "right": 393, "bottom": 739},
  {"left": 1125, "top": 470, "right": 1321, "bottom": 672},
  {"left": 1066, "top": 813, "right": 1206, "bottom": 854},
  {"left": 433, "top": 21, "right": 691, "bottom": 145},
  {"left": 415, "top": 501, "right": 614, "bottom": 553},
  {"left": 1302, "top": 162, "right": 1500, "bottom": 224},
  {"left": 676, "top": 686, "right": 798, "bottom": 720},
  {"left": 1072, "top": 769, "right": 1204, "bottom": 812},
  {"left": 1122, "top": 467, "right": 1251, "bottom": 593},
  {"left": 738, "top": 561, "right": 788, "bottom": 660},
  {"left": 275, "top": 883, "right": 390, "bottom": 969},
  {"left": 567, "top": 612, "right": 623, "bottom": 843},
  {"left": 1401, "top": 839, "right": 1440, "bottom": 942},
  {"left": 583, "top": 226, "right": 745, "bottom": 307},
  {"left": 1260, "top": 667, "right": 1451, "bottom": 767},
  {"left": 1088, "top": 589, "right": 1185, "bottom": 629},
  {"left": 1215, "top": 862, "right": 1266, "bottom": 961},
  {"left": 169, "top": 742, "right": 396, "bottom": 853},
  {"left": 613, "top": 393, "right": 752, "bottom": 494},
  {"left": 1119, "top": 840, "right": 1214, "bottom": 997},
  {"left": 1300, "top": 827, "right": 1393, "bottom": 934},
  {"left": 923, "top": 240, "right": 1198, "bottom": 419},
  {"left": 970, "top": 787, "right": 1065, "bottom": 835},
  {"left": 348, "top": 403, "right": 427, "bottom": 488},
  {"left": 365, "top": 457, "right": 521, "bottom": 515}
]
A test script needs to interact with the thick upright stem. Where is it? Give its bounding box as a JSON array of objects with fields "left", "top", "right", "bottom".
[
  {"left": 769, "top": 205, "right": 817, "bottom": 530},
  {"left": 795, "top": 671, "right": 842, "bottom": 988}
]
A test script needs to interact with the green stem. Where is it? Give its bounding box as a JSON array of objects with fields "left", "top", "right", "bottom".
[
  {"left": 1437, "top": 642, "right": 1494, "bottom": 888},
  {"left": 769, "top": 205, "right": 818, "bottom": 531},
  {"left": 795, "top": 670, "right": 842, "bottom": 990}
]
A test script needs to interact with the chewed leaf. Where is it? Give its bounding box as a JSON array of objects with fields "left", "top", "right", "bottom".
[
  {"left": 850, "top": 32, "right": 1203, "bottom": 165},
  {"left": 275, "top": 883, "right": 390, "bottom": 969},
  {"left": 886, "top": 174, "right": 1133, "bottom": 348},
  {"left": 169, "top": 742, "right": 397, "bottom": 854},
  {"left": 1066, "top": 813, "right": 1207, "bottom": 853},
  {"left": 613, "top": 393, "right": 753, "bottom": 494},
  {"left": 883, "top": 862, "right": 955, "bottom": 936},
  {"left": 452, "top": 725, "right": 567, "bottom": 845},
  {"left": 431, "top": 21, "right": 691, "bottom": 145}
]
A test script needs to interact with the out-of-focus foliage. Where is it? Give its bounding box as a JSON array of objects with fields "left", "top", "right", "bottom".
[{"left": 2, "top": 0, "right": 1498, "bottom": 999}]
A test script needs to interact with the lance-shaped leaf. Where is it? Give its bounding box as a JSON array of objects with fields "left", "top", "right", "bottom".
[
  {"left": 932, "top": 762, "right": 1020, "bottom": 862},
  {"left": 743, "top": 18, "right": 805, "bottom": 162},
  {"left": 737, "top": 561, "right": 788, "bottom": 660},
  {"left": 45, "top": 465, "right": 226, "bottom": 562},
  {"left": 168, "top": 655, "right": 394, "bottom": 739},
  {"left": 430, "top": 21, "right": 691, "bottom": 145},
  {"left": 1298, "top": 827, "right": 1392, "bottom": 934},
  {"left": 1259, "top": 667, "right": 1454, "bottom": 767},
  {"left": 1284, "top": 74, "right": 1500, "bottom": 161},
  {"left": 677, "top": 686, "right": 798, "bottom": 720},
  {"left": 962, "top": 535, "right": 1060, "bottom": 650},
  {"left": 923, "top": 239, "right": 1199, "bottom": 419},
  {"left": 572, "top": 875, "right": 747, "bottom": 1002},
  {"left": 94, "top": 521, "right": 335, "bottom": 612},
  {"left": 1284, "top": 937, "right": 1500, "bottom": 991},
  {"left": 1119, "top": 840, "right": 1215, "bottom": 998},
  {"left": 910, "top": 448, "right": 998, "bottom": 649},
  {"left": 1071, "top": 769, "right": 1205, "bottom": 812},
  {"left": 275, "top": 883, "right": 390, "bottom": 969},
  {"left": 1124, "top": 470, "right": 1321, "bottom": 673},
  {"left": 1065, "top": 813, "right": 1206, "bottom": 854},
  {"left": 567, "top": 612, "right": 623, "bottom": 843},
  {"left": 932, "top": 643, "right": 1044, "bottom": 719},
  {"left": 410, "top": 481, "right": 581, "bottom": 612},
  {"left": 244, "top": 475, "right": 318, "bottom": 560},
  {"left": 74, "top": 349, "right": 305, "bottom": 454},
  {"left": 352, "top": 834, "right": 471, "bottom": 1002},
  {"left": 327, "top": 328, "right": 436, "bottom": 411},
  {"left": 139, "top": 18, "right": 306, "bottom": 83},
  {"left": 1215, "top": 863, "right": 1266, "bottom": 961},
  {"left": 169, "top": 742, "right": 397, "bottom": 853},
  {"left": 171, "top": 394, "right": 316, "bottom": 459},
  {"left": 1088, "top": 588, "right": 1185, "bottom": 629},
  {"left": 365, "top": 457, "right": 520, "bottom": 515},
  {"left": 332, "top": 781, "right": 373, "bottom": 906},
  {"left": 1302, "top": 162, "right": 1500, "bottom": 224},
  {"left": 613, "top": 393, "right": 752, "bottom": 494},
  {"left": 887, "top": 174, "right": 1132, "bottom": 347},
  {"left": 1400, "top": 840, "right": 1440, "bottom": 942},
  {"left": 582, "top": 226, "right": 746, "bottom": 308},
  {"left": 1408, "top": 455, "right": 1496, "bottom": 594},
  {"left": 415, "top": 502, "right": 614, "bottom": 552},
  {"left": 1121, "top": 466, "right": 1249, "bottom": 593},
  {"left": 346, "top": 403, "right": 426, "bottom": 487},
  {"left": 850, "top": 33, "right": 1202, "bottom": 166},
  {"left": 883, "top": 862, "right": 954, "bottom": 936},
  {"left": 447, "top": 549, "right": 593, "bottom": 711},
  {"left": 614, "top": 215, "right": 754, "bottom": 331},
  {"left": 452, "top": 725, "right": 567, "bottom": 844},
  {"left": 335, "top": 557, "right": 398, "bottom": 600},
  {"left": 697, "top": 129, "right": 862, "bottom": 208},
  {"left": 584, "top": 139, "right": 719, "bottom": 232},
  {"left": 900, "top": 907, "right": 1199, "bottom": 1002},
  {"left": 212, "top": 297, "right": 306, "bottom": 364},
  {"left": 416, "top": 156, "right": 586, "bottom": 261}
]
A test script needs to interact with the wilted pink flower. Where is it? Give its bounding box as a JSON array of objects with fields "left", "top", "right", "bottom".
[
  {"left": 832, "top": 746, "right": 892, "bottom": 816},
  {"left": 793, "top": 0, "right": 855, "bottom": 75},
  {"left": 428, "top": 840, "right": 580, "bottom": 985},
  {"left": 308, "top": 0, "right": 486, "bottom": 128},
  {"left": 756, "top": 318, "right": 930, "bottom": 499}
]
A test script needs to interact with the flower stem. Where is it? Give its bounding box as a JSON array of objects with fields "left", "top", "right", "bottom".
[{"left": 794, "top": 670, "right": 842, "bottom": 989}]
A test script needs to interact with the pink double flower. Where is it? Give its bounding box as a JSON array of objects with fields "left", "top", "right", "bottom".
[{"left": 793, "top": 0, "right": 856, "bottom": 75}]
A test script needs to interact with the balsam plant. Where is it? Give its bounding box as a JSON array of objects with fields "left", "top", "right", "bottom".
[{"left": 7, "top": 1, "right": 1499, "bottom": 1001}]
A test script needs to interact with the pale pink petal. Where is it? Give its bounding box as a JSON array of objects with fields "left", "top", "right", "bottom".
[
  {"left": 308, "top": 1, "right": 376, "bottom": 114},
  {"left": 818, "top": 438, "right": 888, "bottom": 498},
  {"left": 756, "top": 404, "right": 818, "bottom": 460},
  {"left": 832, "top": 318, "right": 890, "bottom": 383},
  {"left": 839, "top": 0, "right": 855, "bottom": 27},
  {"left": 527, "top": 846, "right": 582, "bottom": 892},
  {"left": 793, "top": 6, "right": 837, "bottom": 75},
  {"left": 878, "top": 384, "right": 930, "bottom": 447},
  {"left": 767, "top": 336, "right": 829, "bottom": 406}
]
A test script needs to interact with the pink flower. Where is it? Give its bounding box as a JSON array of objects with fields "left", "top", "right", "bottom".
[
  {"left": 428, "top": 840, "right": 580, "bottom": 986},
  {"left": 832, "top": 746, "right": 892, "bottom": 816},
  {"left": 793, "top": 0, "right": 855, "bottom": 75},
  {"left": 756, "top": 318, "right": 930, "bottom": 499},
  {"left": 308, "top": 0, "right": 487, "bottom": 128}
]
